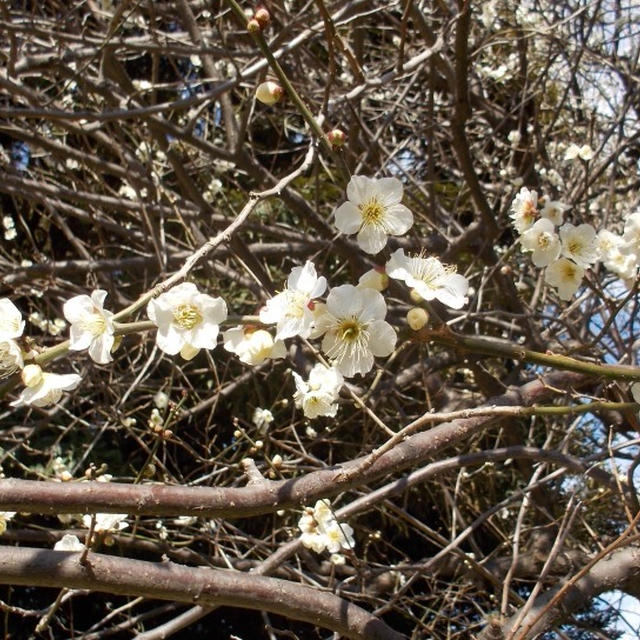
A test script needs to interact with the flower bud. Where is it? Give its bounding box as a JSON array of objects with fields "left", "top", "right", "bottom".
[
  {"left": 256, "top": 81, "right": 283, "bottom": 105},
  {"left": 407, "top": 307, "right": 429, "bottom": 331},
  {"left": 327, "top": 128, "right": 346, "bottom": 147},
  {"left": 247, "top": 18, "right": 261, "bottom": 33},
  {"left": 272, "top": 454, "right": 283, "bottom": 468},
  {"left": 21, "top": 364, "right": 43, "bottom": 388},
  {"left": 254, "top": 6, "right": 270, "bottom": 28}
]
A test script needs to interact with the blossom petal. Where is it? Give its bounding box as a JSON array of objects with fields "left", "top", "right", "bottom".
[
  {"left": 326, "top": 285, "right": 363, "bottom": 319},
  {"left": 357, "top": 223, "right": 388, "bottom": 254},
  {"left": 346, "top": 175, "right": 374, "bottom": 205},
  {"left": 383, "top": 203, "right": 413, "bottom": 235},
  {"left": 368, "top": 321, "right": 397, "bottom": 357},
  {"left": 334, "top": 202, "right": 362, "bottom": 234},
  {"left": 375, "top": 177, "right": 403, "bottom": 206},
  {"left": 435, "top": 274, "right": 469, "bottom": 309}
]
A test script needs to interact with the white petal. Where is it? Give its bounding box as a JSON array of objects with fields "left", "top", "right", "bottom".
[
  {"left": 357, "top": 288, "right": 388, "bottom": 322},
  {"left": 326, "top": 285, "right": 363, "bottom": 319},
  {"left": 88, "top": 333, "right": 114, "bottom": 364},
  {"left": 63, "top": 295, "right": 94, "bottom": 324},
  {"left": 382, "top": 203, "right": 413, "bottom": 235},
  {"left": 376, "top": 177, "right": 403, "bottom": 206},
  {"left": 334, "top": 202, "right": 362, "bottom": 234},
  {"left": 435, "top": 274, "right": 469, "bottom": 309},
  {"left": 368, "top": 321, "right": 397, "bottom": 357},
  {"left": 346, "top": 175, "right": 374, "bottom": 205},
  {"left": 357, "top": 224, "right": 388, "bottom": 254}
]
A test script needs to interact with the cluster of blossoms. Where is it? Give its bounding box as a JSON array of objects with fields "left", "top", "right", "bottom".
[
  {"left": 510, "top": 186, "right": 639, "bottom": 300},
  {"left": 298, "top": 499, "right": 354, "bottom": 555},
  {"left": 3, "top": 176, "right": 470, "bottom": 417}
]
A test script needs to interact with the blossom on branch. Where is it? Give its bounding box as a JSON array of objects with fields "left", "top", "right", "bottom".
[
  {"left": 292, "top": 363, "right": 343, "bottom": 419},
  {"left": 509, "top": 187, "right": 538, "bottom": 234},
  {"left": 314, "top": 285, "right": 396, "bottom": 377},
  {"left": 82, "top": 513, "right": 128, "bottom": 533},
  {"left": 559, "top": 223, "right": 598, "bottom": 267},
  {"left": 544, "top": 258, "right": 584, "bottom": 300},
  {"left": 386, "top": 249, "right": 469, "bottom": 308},
  {"left": 259, "top": 261, "right": 326, "bottom": 341},
  {"left": 334, "top": 175, "right": 413, "bottom": 254},
  {"left": 10, "top": 364, "right": 82, "bottom": 408},
  {"left": 147, "top": 283, "right": 227, "bottom": 360},
  {"left": 63, "top": 289, "right": 115, "bottom": 364},
  {"left": 0, "top": 339, "right": 23, "bottom": 378},
  {"left": 520, "top": 218, "right": 561, "bottom": 267},
  {"left": 223, "top": 326, "right": 286, "bottom": 365},
  {"left": 298, "top": 499, "right": 355, "bottom": 554}
]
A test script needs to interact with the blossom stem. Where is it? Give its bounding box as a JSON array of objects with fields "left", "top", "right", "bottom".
[{"left": 426, "top": 327, "right": 640, "bottom": 381}]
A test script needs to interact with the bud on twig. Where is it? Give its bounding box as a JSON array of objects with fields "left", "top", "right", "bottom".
[
  {"left": 256, "top": 81, "right": 284, "bottom": 105},
  {"left": 407, "top": 307, "right": 429, "bottom": 331},
  {"left": 247, "top": 18, "right": 261, "bottom": 33},
  {"left": 254, "top": 6, "right": 270, "bottom": 28},
  {"left": 327, "top": 128, "right": 346, "bottom": 148}
]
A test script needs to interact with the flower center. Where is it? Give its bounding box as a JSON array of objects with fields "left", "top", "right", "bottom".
[
  {"left": 173, "top": 303, "right": 202, "bottom": 330},
  {"left": 82, "top": 314, "right": 106, "bottom": 337},
  {"left": 537, "top": 233, "right": 551, "bottom": 249},
  {"left": 337, "top": 318, "right": 361, "bottom": 342},
  {"left": 562, "top": 262, "right": 577, "bottom": 279},
  {"left": 359, "top": 198, "right": 385, "bottom": 225},
  {"left": 285, "top": 291, "right": 307, "bottom": 318},
  {"left": 567, "top": 240, "right": 582, "bottom": 255}
]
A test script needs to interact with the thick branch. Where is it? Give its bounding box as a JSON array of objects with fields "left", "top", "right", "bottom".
[
  {"left": 0, "top": 546, "right": 404, "bottom": 640},
  {"left": 0, "top": 372, "right": 589, "bottom": 518}
]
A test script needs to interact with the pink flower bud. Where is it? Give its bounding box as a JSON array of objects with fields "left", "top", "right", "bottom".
[
  {"left": 254, "top": 6, "right": 270, "bottom": 28},
  {"left": 256, "top": 81, "right": 283, "bottom": 105},
  {"left": 327, "top": 128, "right": 346, "bottom": 147},
  {"left": 247, "top": 18, "right": 261, "bottom": 33}
]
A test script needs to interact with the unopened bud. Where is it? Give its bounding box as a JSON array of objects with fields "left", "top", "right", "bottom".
[
  {"left": 247, "top": 18, "right": 261, "bottom": 33},
  {"left": 21, "top": 364, "right": 43, "bottom": 388},
  {"left": 255, "top": 439, "right": 264, "bottom": 449},
  {"left": 254, "top": 6, "right": 270, "bottom": 27},
  {"left": 407, "top": 307, "right": 429, "bottom": 331},
  {"left": 60, "top": 470, "right": 73, "bottom": 482},
  {"left": 271, "top": 454, "right": 283, "bottom": 468},
  {"left": 327, "top": 128, "right": 346, "bottom": 147},
  {"left": 256, "top": 81, "right": 283, "bottom": 105}
]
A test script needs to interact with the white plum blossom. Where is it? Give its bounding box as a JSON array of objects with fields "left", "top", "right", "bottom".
[
  {"left": 510, "top": 187, "right": 538, "bottom": 234},
  {"left": 82, "top": 513, "right": 128, "bottom": 533},
  {"left": 0, "top": 339, "right": 23, "bottom": 378},
  {"left": 63, "top": 289, "right": 115, "bottom": 364},
  {"left": 252, "top": 407, "right": 274, "bottom": 431},
  {"left": 559, "top": 223, "right": 598, "bottom": 267},
  {"left": 292, "top": 363, "right": 343, "bottom": 419},
  {"left": 223, "top": 326, "right": 286, "bottom": 365},
  {"left": 540, "top": 200, "right": 568, "bottom": 227},
  {"left": 11, "top": 364, "right": 82, "bottom": 408},
  {"left": 545, "top": 258, "right": 585, "bottom": 300},
  {"left": 153, "top": 390, "right": 169, "bottom": 410},
  {"left": 564, "top": 143, "right": 594, "bottom": 161},
  {"left": 386, "top": 248, "right": 469, "bottom": 309},
  {"left": 298, "top": 499, "right": 354, "bottom": 554},
  {"left": 357, "top": 267, "right": 389, "bottom": 292},
  {"left": 314, "top": 285, "right": 396, "bottom": 378},
  {"left": 0, "top": 298, "right": 25, "bottom": 340},
  {"left": 520, "top": 218, "right": 561, "bottom": 267},
  {"left": 334, "top": 175, "right": 413, "bottom": 254},
  {"left": 259, "top": 261, "right": 326, "bottom": 341},
  {"left": 147, "top": 282, "right": 227, "bottom": 360},
  {"left": 622, "top": 211, "right": 640, "bottom": 257},
  {"left": 54, "top": 534, "right": 84, "bottom": 551},
  {"left": 0, "top": 511, "right": 16, "bottom": 535}
]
